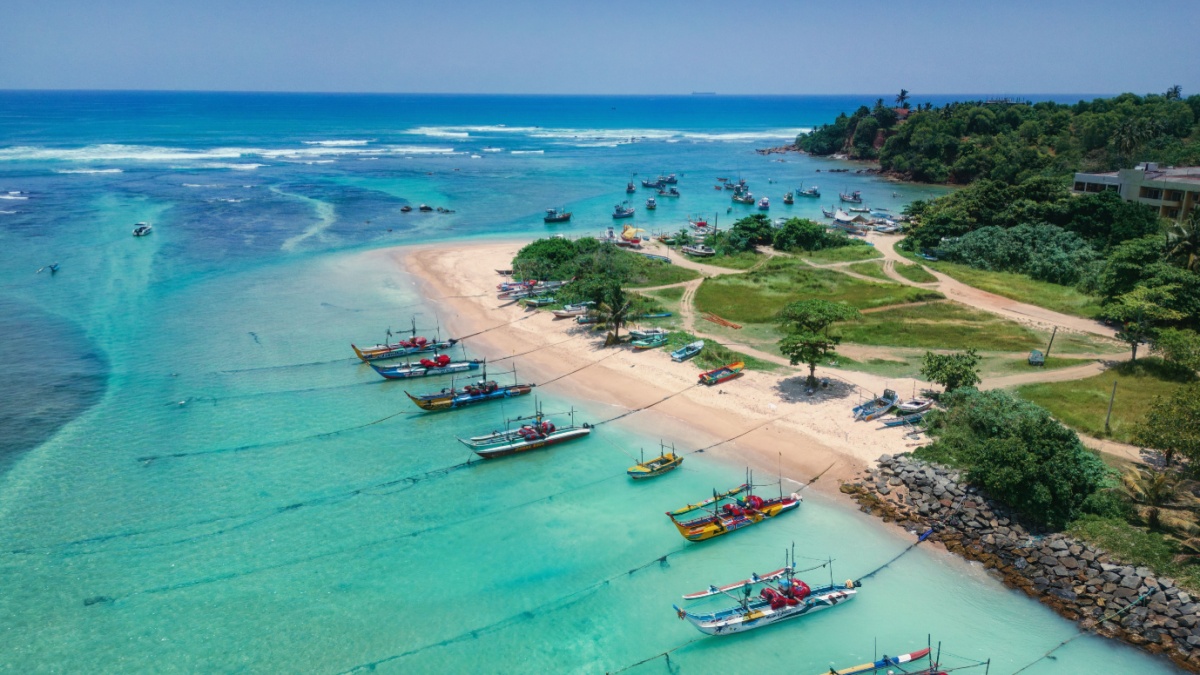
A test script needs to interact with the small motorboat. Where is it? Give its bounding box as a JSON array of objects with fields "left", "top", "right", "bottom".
[
  {"left": 544, "top": 207, "right": 572, "bottom": 223},
  {"left": 798, "top": 184, "right": 820, "bottom": 198},
  {"left": 783, "top": 191, "right": 794, "bottom": 204},
  {"left": 681, "top": 244, "right": 715, "bottom": 257},
  {"left": 132, "top": 222, "right": 153, "bottom": 236},
  {"left": 632, "top": 333, "right": 668, "bottom": 350},
  {"left": 418, "top": 204, "right": 434, "bottom": 212},
  {"left": 853, "top": 389, "right": 899, "bottom": 422},
  {"left": 699, "top": 362, "right": 744, "bottom": 386},
  {"left": 628, "top": 445, "right": 684, "bottom": 479},
  {"left": 401, "top": 205, "right": 413, "bottom": 213},
  {"left": 757, "top": 197, "right": 770, "bottom": 210},
  {"left": 551, "top": 301, "right": 595, "bottom": 318},
  {"left": 896, "top": 397, "right": 934, "bottom": 414},
  {"left": 657, "top": 187, "right": 680, "bottom": 198},
  {"left": 646, "top": 197, "right": 657, "bottom": 210},
  {"left": 671, "top": 340, "right": 704, "bottom": 362},
  {"left": 839, "top": 190, "right": 863, "bottom": 204},
  {"left": 626, "top": 181, "right": 637, "bottom": 193},
  {"left": 612, "top": 203, "right": 636, "bottom": 219},
  {"left": 629, "top": 327, "right": 669, "bottom": 340}
]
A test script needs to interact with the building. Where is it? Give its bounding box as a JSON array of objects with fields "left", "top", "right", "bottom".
[{"left": 1073, "top": 163, "right": 1200, "bottom": 220}]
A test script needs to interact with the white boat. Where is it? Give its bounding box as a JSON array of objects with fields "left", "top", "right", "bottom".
[
  {"left": 896, "top": 397, "right": 934, "bottom": 414},
  {"left": 681, "top": 244, "right": 715, "bottom": 257},
  {"left": 551, "top": 301, "right": 594, "bottom": 318},
  {"left": 132, "top": 222, "right": 153, "bottom": 236},
  {"left": 757, "top": 197, "right": 770, "bottom": 210},
  {"left": 628, "top": 327, "right": 669, "bottom": 340}
]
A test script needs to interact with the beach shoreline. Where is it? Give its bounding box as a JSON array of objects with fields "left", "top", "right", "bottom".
[{"left": 378, "top": 238, "right": 924, "bottom": 503}]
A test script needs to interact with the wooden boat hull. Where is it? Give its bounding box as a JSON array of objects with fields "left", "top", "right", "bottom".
[
  {"left": 466, "top": 426, "right": 591, "bottom": 459},
  {"left": 370, "top": 360, "right": 482, "bottom": 380},
  {"left": 853, "top": 390, "right": 898, "bottom": 422},
  {"left": 674, "top": 585, "right": 856, "bottom": 635},
  {"left": 627, "top": 453, "right": 683, "bottom": 479},
  {"left": 669, "top": 497, "right": 800, "bottom": 542},
  {"left": 543, "top": 214, "right": 572, "bottom": 223},
  {"left": 879, "top": 412, "right": 926, "bottom": 428},
  {"left": 671, "top": 341, "right": 704, "bottom": 362},
  {"left": 699, "top": 361, "right": 744, "bottom": 386},
  {"left": 405, "top": 384, "right": 535, "bottom": 411},
  {"left": 823, "top": 647, "right": 930, "bottom": 675},
  {"left": 682, "top": 566, "right": 791, "bottom": 600},
  {"left": 353, "top": 340, "right": 457, "bottom": 362}
]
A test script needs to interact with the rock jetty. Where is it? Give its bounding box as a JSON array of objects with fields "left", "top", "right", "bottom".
[{"left": 842, "top": 453, "right": 1200, "bottom": 673}]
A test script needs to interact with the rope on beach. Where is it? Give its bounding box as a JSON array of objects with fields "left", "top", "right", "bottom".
[
  {"left": 537, "top": 351, "right": 620, "bottom": 387},
  {"left": 593, "top": 383, "right": 702, "bottom": 427},
  {"left": 453, "top": 313, "right": 535, "bottom": 340},
  {"left": 689, "top": 412, "right": 792, "bottom": 454},
  {"left": 328, "top": 545, "right": 690, "bottom": 673},
  {"left": 489, "top": 334, "right": 581, "bottom": 362},
  {"left": 1008, "top": 589, "right": 1154, "bottom": 675}
]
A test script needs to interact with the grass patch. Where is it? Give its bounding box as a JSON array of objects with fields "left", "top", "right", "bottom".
[
  {"left": 847, "top": 261, "right": 889, "bottom": 280},
  {"left": 1068, "top": 515, "right": 1200, "bottom": 593},
  {"left": 900, "top": 250, "right": 1102, "bottom": 318},
  {"left": 663, "top": 331, "right": 778, "bottom": 372},
  {"left": 694, "top": 257, "right": 942, "bottom": 324},
  {"left": 983, "top": 355, "right": 1094, "bottom": 377},
  {"left": 840, "top": 301, "right": 1046, "bottom": 351},
  {"left": 801, "top": 244, "right": 883, "bottom": 264},
  {"left": 1016, "top": 358, "right": 1193, "bottom": 443},
  {"left": 832, "top": 354, "right": 925, "bottom": 379},
  {"left": 894, "top": 262, "right": 937, "bottom": 284},
  {"left": 644, "top": 285, "right": 686, "bottom": 302},
  {"left": 625, "top": 254, "right": 701, "bottom": 287},
  {"left": 687, "top": 250, "right": 762, "bottom": 270}
]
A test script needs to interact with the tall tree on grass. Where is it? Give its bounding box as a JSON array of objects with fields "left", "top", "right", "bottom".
[
  {"left": 1102, "top": 285, "right": 1185, "bottom": 361},
  {"left": 1153, "top": 328, "right": 1200, "bottom": 373},
  {"left": 1133, "top": 383, "right": 1200, "bottom": 467},
  {"left": 597, "top": 282, "right": 631, "bottom": 346},
  {"left": 776, "top": 300, "right": 861, "bottom": 386},
  {"left": 921, "top": 349, "right": 982, "bottom": 392}
]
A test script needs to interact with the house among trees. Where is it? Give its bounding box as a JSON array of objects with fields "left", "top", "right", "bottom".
[{"left": 1073, "top": 162, "right": 1200, "bottom": 220}]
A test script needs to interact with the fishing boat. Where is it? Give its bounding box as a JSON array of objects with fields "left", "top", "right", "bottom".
[
  {"left": 852, "top": 389, "right": 898, "bottom": 421},
  {"left": 132, "top": 222, "right": 153, "bottom": 236},
  {"left": 798, "top": 184, "right": 821, "bottom": 198},
  {"left": 401, "top": 205, "right": 413, "bottom": 213},
  {"left": 732, "top": 193, "right": 754, "bottom": 205},
  {"left": 612, "top": 203, "right": 635, "bottom": 219},
  {"left": 626, "top": 181, "right": 637, "bottom": 193},
  {"left": 757, "top": 197, "right": 770, "bottom": 210},
  {"left": 879, "top": 411, "right": 927, "bottom": 429},
  {"left": 369, "top": 353, "right": 484, "bottom": 380},
  {"left": 543, "top": 207, "right": 572, "bottom": 223},
  {"left": 821, "top": 647, "right": 931, "bottom": 675},
  {"left": 646, "top": 197, "right": 657, "bottom": 210},
  {"left": 627, "top": 443, "right": 684, "bottom": 479},
  {"left": 896, "top": 397, "right": 934, "bottom": 414},
  {"left": 522, "top": 295, "right": 556, "bottom": 307},
  {"left": 632, "top": 333, "right": 669, "bottom": 350},
  {"left": 576, "top": 314, "right": 600, "bottom": 325},
  {"left": 673, "top": 553, "right": 854, "bottom": 635},
  {"left": 629, "top": 327, "right": 669, "bottom": 340},
  {"left": 351, "top": 319, "right": 457, "bottom": 362},
  {"left": 620, "top": 224, "right": 645, "bottom": 246},
  {"left": 657, "top": 187, "right": 680, "bottom": 198},
  {"left": 671, "top": 340, "right": 704, "bottom": 362},
  {"left": 688, "top": 216, "right": 709, "bottom": 228},
  {"left": 699, "top": 362, "right": 744, "bottom": 386},
  {"left": 783, "top": 192, "right": 794, "bottom": 205},
  {"left": 642, "top": 178, "right": 664, "bottom": 189},
  {"left": 665, "top": 477, "right": 801, "bottom": 542},
  {"left": 848, "top": 206, "right": 871, "bottom": 213},
  {"left": 405, "top": 365, "right": 535, "bottom": 412},
  {"left": 1028, "top": 349, "right": 1045, "bottom": 366},
  {"left": 724, "top": 182, "right": 738, "bottom": 190},
  {"left": 821, "top": 207, "right": 835, "bottom": 218},
  {"left": 551, "top": 301, "right": 594, "bottom": 318},
  {"left": 839, "top": 190, "right": 863, "bottom": 204},
  {"left": 459, "top": 402, "right": 591, "bottom": 459},
  {"left": 661, "top": 174, "right": 678, "bottom": 184},
  {"left": 681, "top": 244, "right": 715, "bottom": 257},
  {"left": 419, "top": 204, "right": 434, "bottom": 212}
]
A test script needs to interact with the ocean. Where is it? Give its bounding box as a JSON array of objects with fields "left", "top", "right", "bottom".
[{"left": 0, "top": 91, "right": 1176, "bottom": 673}]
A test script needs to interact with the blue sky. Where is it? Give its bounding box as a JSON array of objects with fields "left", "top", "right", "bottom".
[{"left": 2, "top": 0, "right": 1198, "bottom": 95}]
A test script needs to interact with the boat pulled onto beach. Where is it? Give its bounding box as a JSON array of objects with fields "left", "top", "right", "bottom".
[
  {"left": 699, "top": 361, "right": 744, "bottom": 386},
  {"left": 853, "top": 388, "right": 898, "bottom": 421}
]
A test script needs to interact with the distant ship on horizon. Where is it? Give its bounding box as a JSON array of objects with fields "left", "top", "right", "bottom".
[{"left": 691, "top": 91, "right": 716, "bottom": 96}]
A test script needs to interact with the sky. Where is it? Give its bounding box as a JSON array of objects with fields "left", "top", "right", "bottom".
[{"left": 2, "top": 0, "right": 1198, "bottom": 95}]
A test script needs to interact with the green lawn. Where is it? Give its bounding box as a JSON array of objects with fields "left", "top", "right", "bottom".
[
  {"left": 900, "top": 251, "right": 1103, "bottom": 318},
  {"left": 894, "top": 262, "right": 938, "bottom": 284},
  {"left": 832, "top": 354, "right": 925, "bottom": 379},
  {"left": 847, "top": 261, "right": 889, "bottom": 280},
  {"left": 983, "top": 355, "right": 1094, "bottom": 377},
  {"left": 1069, "top": 515, "right": 1200, "bottom": 593},
  {"left": 625, "top": 254, "right": 701, "bottom": 287},
  {"left": 1016, "top": 358, "right": 1191, "bottom": 443},
  {"left": 686, "top": 250, "right": 762, "bottom": 270},
  {"left": 839, "top": 301, "right": 1048, "bottom": 352},
  {"left": 802, "top": 244, "right": 883, "bottom": 264},
  {"left": 643, "top": 285, "right": 686, "bottom": 302},
  {"left": 694, "top": 257, "right": 942, "bottom": 324},
  {"left": 662, "top": 331, "right": 779, "bottom": 372}
]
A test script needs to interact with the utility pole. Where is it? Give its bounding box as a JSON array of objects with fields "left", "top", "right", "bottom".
[
  {"left": 1104, "top": 380, "right": 1118, "bottom": 434},
  {"left": 1044, "top": 326, "right": 1057, "bottom": 362}
]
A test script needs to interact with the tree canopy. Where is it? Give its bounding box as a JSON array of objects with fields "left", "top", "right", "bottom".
[
  {"left": 921, "top": 349, "right": 983, "bottom": 392},
  {"left": 776, "top": 300, "right": 861, "bottom": 386},
  {"left": 1133, "top": 383, "right": 1200, "bottom": 468}
]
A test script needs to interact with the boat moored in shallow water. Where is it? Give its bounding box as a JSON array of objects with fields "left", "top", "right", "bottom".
[
  {"left": 627, "top": 442, "right": 683, "bottom": 479},
  {"left": 369, "top": 352, "right": 483, "bottom": 380},
  {"left": 352, "top": 318, "right": 457, "bottom": 362},
  {"left": 405, "top": 365, "right": 534, "bottom": 411},
  {"left": 543, "top": 207, "right": 571, "bottom": 223},
  {"left": 132, "top": 222, "right": 152, "bottom": 236},
  {"left": 459, "top": 402, "right": 590, "bottom": 459},
  {"left": 666, "top": 474, "right": 800, "bottom": 542}
]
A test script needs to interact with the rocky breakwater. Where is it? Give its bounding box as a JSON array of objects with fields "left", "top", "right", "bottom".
[{"left": 841, "top": 453, "right": 1200, "bottom": 673}]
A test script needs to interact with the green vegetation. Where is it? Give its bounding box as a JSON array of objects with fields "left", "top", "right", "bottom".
[
  {"left": 915, "top": 388, "right": 1112, "bottom": 528},
  {"left": 776, "top": 300, "right": 862, "bottom": 386},
  {"left": 799, "top": 91, "right": 1200, "bottom": 183},
  {"left": 986, "top": 355, "right": 1093, "bottom": 376},
  {"left": 921, "top": 349, "right": 982, "bottom": 392},
  {"left": 831, "top": 354, "right": 924, "bottom": 379},
  {"left": 894, "top": 262, "right": 937, "bottom": 284},
  {"left": 512, "top": 237, "right": 699, "bottom": 289},
  {"left": 901, "top": 255, "right": 1105, "bottom": 319},
  {"left": 689, "top": 250, "right": 762, "bottom": 270},
  {"left": 1132, "top": 383, "right": 1200, "bottom": 467},
  {"left": 771, "top": 217, "right": 864, "bottom": 254},
  {"left": 838, "top": 302, "right": 1043, "bottom": 351},
  {"left": 662, "top": 332, "right": 777, "bottom": 372},
  {"left": 847, "top": 261, "right": 889, "bottom": 280},
  {"left": 643, "top": 285, "right": 686, "bottom": 302},
  {"left": 1154, "top": 328, "right": 1200, "bottom": 372},
  {"left": 801, "top": 244, "right": 882, "bottom": 265},
  {"left": 1069, "top": 516, "right": 1200, "bottom": 592},
  {"left": 1016, "top": 358, "right": 1193, "bottom": 443},
  {"left": 694, "top": 257, "right": 941, "bottom": 324}
]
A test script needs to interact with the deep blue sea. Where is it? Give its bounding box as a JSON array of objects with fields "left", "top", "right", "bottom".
[{"left": 0, "top": 91, "right": 1175, "bottom": 673}]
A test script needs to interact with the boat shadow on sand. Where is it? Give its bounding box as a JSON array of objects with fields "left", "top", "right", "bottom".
[{"left": 773, "top": 375, "right": 856, "bottom": 405}]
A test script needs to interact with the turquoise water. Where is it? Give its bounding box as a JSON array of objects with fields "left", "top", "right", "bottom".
[{"left": 0, "top": 92, "right": 1178, "bottom": 673}]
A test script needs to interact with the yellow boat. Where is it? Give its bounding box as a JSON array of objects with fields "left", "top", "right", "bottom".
[
  {"left": 666, "top": 482, "right": 801, "bottom": 542},
  {"left": 627, "top": 445, "right": 684, "bottom": 480}
]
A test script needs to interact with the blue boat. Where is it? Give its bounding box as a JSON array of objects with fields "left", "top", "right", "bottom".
[
  {"left": 852, "top": 389, "right": 897, "bottom": 421},
  {"left": 671, "top": 340, "right": 704, "bottom": 362},
  {"left": 641, "top": 253, "right": 671, "bottom": 264}
]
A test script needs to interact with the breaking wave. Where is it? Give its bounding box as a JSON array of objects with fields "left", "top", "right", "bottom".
[{"left": 54, "top": 168, "right": 124, "bottom": 174}]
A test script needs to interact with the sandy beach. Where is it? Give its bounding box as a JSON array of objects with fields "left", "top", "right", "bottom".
[{"left": 384, "top": 239, "right": 926, "bottom": 499}]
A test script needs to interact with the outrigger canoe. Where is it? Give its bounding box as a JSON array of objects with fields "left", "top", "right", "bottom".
[
  {"left": 666, "top": 483, "right": 800, "bottom": 542},
  {"left": 852, "top": 389, "right": 898, "bottom": 422},
  {"left": 699, "top": 361, "right": 744, "bottom": 386},
  {"left": 406, "top": 380, "right": 534, "bottom": 411},
  {"left": 459, "top": 417, "right": 591, "bottom": 459},
  {"left": 820, "top": 647, "right": 931, "bottom": 675},
  {"left": 369, "top": 356, "right": 483, "bottom": 380},
  {"left": 627, "top": 451, "right": 683, "bottom": 479},
  {"left": 352, "top": 338, "right": 456, "bottom": 363}
]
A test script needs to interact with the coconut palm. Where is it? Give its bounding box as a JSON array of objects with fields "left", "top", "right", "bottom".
[
  {"left": 1121, "top": 468, "right": 1186, "bottom": 530},
  {"left": 598, "top": 285, "right": 632, "bottom": 346},
  {"left": 1166, "top": 207, "right": 1200, "bottom": 272},
  {"left": 1111, "top": 118, "right": 1161, "bottom": 166},
  {"left": 1166, "top": 85, "right": 1183, "bottom": 100},
  {"left": 895, "top": 89, "right": 910, "bottom": 109}
]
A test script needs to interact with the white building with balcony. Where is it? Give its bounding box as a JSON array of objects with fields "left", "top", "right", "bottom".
[{"left": 1073, "top": 163, "right": 1200, "bottom": 220}]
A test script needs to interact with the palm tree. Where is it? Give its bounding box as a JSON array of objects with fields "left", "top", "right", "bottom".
[
  {"left": 895, "top": 89, "right": 910, "bottom": 109},
  {"left": 1166, "top": 207, "right": 1200, "bottom": 272},
  {"left": 1166, "top": 85, "right": 1183, "bottom": 100},
  {"left": 598, "top": 286, "right": 632, "bottom": 346},
  {"left": 1111, "top": 118, "right": 1161, "bottom": 166},
  {"left": 1121, "top": 468, "right": 1188, "bottom": 530}
]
